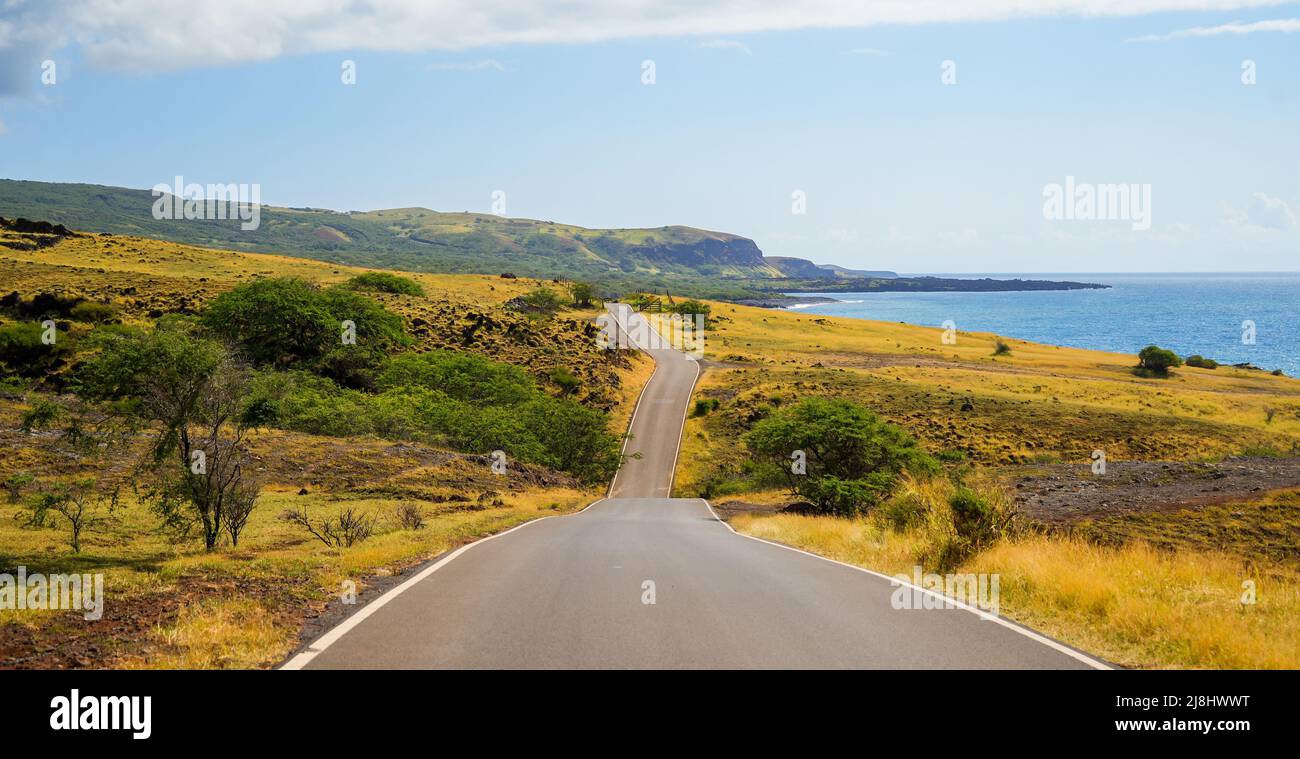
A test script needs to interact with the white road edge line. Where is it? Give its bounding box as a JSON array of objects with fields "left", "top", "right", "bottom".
[
  {"left": 699, "top": 498, "right": 1112, "bottom": 671},
  {"left": 280, "top": 497, "right": 608, "bottom": 670}
]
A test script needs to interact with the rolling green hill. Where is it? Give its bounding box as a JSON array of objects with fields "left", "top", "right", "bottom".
[{"left": 0, "top": 178, "right": 829, "bottom": 297}]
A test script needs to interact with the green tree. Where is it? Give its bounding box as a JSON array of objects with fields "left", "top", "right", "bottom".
[
  {"left": 745, "top": 397, "right": 938, "bottom": 516},
  {"left": 74, "top": 322, "right": 262, "bottom": 550},
  {"left": 520, "top": 286, "right": 564, "bottom": 315},
  {"left": 26, "top": 479, "right": 118, "bottom": 553},
  {"left": 1136, "top": 345, "right": 1182, "bottom": 375},
  {"left": 200, "top": 277, "right": 409, "bottom": 388},
  {"left": 568, "top": 281, "right": 599, "bottom": 308}
]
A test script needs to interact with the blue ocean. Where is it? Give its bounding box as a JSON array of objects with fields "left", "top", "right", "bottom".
[{"left": 787, "top": 273, "right": 1300, "bottom": 376}]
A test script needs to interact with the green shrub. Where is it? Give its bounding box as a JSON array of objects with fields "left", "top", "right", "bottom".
[
  {"left": 1136, "top": 345, "right": 1182, "bottom": 376},
  {"left": 201, "top": 278, "right": 409, "bottom": 388},
  {"left": 520, "top": 287, "right": 564, "bottom": 314},
  {"left": 992, "top": 339, "right": 1012, "bottom": 356},
  {"left": 692, "top": 398, "right": 720, "bottom": 417},
  {"left": 69, "top": 301, "right": 116, "bottom": 323},
  {"left": 1185, "top": 355, "right": 1218, "bottom": 369},
  {"left": 248, "top": 358, "right": 619, "bottom": 484},
  {"left": 745, "top": 397, "right": 938, "bottom": 516},
  {"left": 568, "top": 281, "right": 598, "bottom": 308},
  {"left": 344, "top": 272, "right": 425, "bottom": 296},
  {"left": 0, "top": 322, "right": 70, "bottom": 378},
  {"left": 948, "top": 485, "right": 1016, "bottom": 554},
  {"left": 378, "top": 350, "right": 535, "bottom": 405},
  {"left": 668, "top": 298, "right": 712, "bottom": 325},
  {"left": 548, "top": 367, "right": 581, "bottom": 396},
  {"left": 801, "top": 473, "right": 897, "bottom": 517}
]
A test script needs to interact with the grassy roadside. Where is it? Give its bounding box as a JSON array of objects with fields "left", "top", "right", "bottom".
[
  {"left": 0, "top": 430, "right": 601, "bottom": 668},
  {"left": 723, "top": 484, "right": 1300, "bottom": 669}
]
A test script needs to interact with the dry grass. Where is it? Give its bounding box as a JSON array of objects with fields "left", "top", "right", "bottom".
[
  {"left": 730, "top": 488, "right": 1300, "bottom": 669},
  {"left": 128, "top": 597, "right": 293, "bottom": 670},
  {"left": 0, "top": 484, "right": 596, "bottom": 668}
]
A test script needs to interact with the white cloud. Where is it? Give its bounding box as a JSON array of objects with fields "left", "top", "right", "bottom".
[
  {"left": 1227, "top": 192, "right": 1297, "bottom": 231},
  {"left": 426, "top": 59, "right": 505, "bottom": 71},
  {"left": 700, "top": 39, "right": 752, "bottom": 54},
  {"left": 0, "top": 1, "right": 1290, "bottom": 75},
  {"left": 843, "top": 47, "right": 890, "bottom": 56},
  {"left": 1128, "top": 17, "right": 1300, "bottom": 41}
]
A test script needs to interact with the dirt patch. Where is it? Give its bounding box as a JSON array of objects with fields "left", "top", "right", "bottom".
[
  {"left": 0, "top": 576, "right": 310, "bottom": 669},
  {"left": 710, "top": 499, "right": 801, "bottom": 519},
  {"left": 1005, "top": 457, "right": 1300, "bottom": 525}
]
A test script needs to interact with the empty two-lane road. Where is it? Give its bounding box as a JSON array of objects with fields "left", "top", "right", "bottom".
[{"left": 287, "top": 305, "right": 1104, "bottom": 669}]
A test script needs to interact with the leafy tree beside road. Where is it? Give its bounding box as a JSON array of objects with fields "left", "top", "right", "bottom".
[{"left": 745, "top": 397, "right": 939, "bottom": 516}]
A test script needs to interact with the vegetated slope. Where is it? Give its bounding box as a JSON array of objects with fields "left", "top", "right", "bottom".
[
  {"left": 679, "top": 301, "right": 1300, "bottom": 485},
  {"left": 0, "top": 220, "right": 638, "bottom": 411},
  {"left": 0, "top": 179, "right": 807, "bottom": 296},
  {"left": 0, "top": 222, "right": 654, "bottom": 669},
  {"left": 765, "top": 256, "right": 897, "bottom": 279}
]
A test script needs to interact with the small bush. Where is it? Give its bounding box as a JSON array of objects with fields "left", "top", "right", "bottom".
[
  {"left": 281, "top": 505, "right": 376, "bottom": 548},
  {"left": 3, "top": 473, "right": 34, "bottom": 503},
  {"left": 992, "top": 339, "right": 1012, "bottom": 356},
  {"left": 692, "top": 398, "right": 720, "bottom": 417},
  {"left": 949, "top": 486, "right": 1014, "bottom": 551},
  {"left": 344, "top": 272, "right": 425, "bottom": 296},
  {"left": 0, "top": 322, "right": 71, "bottom": 378},
  {"left": 520, "top": 287, "right": 564, "bottom": 314},
  {"left": 69, "top": 301, "right": 116, "bottom": 323},
  {"left": 1184, "top": 355, "right": 1218, "bottom": 369},
  {"left": 19, "top": 397, "right": 64, "bottom": 432},
  {"left": 393, "top": 502, "right": 425, "bottom": 530},
  {"left": 1136, "top": 345, "right": 1182, "bottom": 376},
  {"left": 548, "top": 367, "right": 580, "bottom": 396}
]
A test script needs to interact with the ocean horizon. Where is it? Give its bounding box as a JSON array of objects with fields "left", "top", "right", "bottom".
[{"left": 786, "top": 272, "right": 1300, "bottom": 376}]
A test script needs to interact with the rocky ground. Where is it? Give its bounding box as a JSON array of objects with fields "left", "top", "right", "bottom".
[{"left": 1004, "top": 457, "right": 1300, "bottom": 525}]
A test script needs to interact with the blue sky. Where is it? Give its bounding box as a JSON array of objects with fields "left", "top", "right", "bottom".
[{"left": 1, "top": 1, "right": 1298, "bottom": 272}]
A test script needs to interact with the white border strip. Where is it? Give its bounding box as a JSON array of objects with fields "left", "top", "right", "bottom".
[
  {"left": 280, "top": 498, "right": 607, "bottom": 670},
  {"left": 700, "top": 498, "right": 1112, "bottom": 670}
]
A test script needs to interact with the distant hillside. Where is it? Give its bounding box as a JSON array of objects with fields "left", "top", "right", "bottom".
[
  {"left": 767, "top": 256, "right": 896, "bottom": 279},
  {"left": 0, "top": 179, "right": 870, "bottom": 297},
  {"left": 815, "top": 263, "right": 898, "bottom": 279}
]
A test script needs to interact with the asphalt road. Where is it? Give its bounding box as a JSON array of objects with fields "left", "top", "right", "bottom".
[{"left": 288, "top": 305, "right": 1104, "bottom": 669}]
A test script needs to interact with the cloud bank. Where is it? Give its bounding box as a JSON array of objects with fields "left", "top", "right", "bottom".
[
  {"left": 0, "top": 0, "right": 1289, "bottom": 81},
  {"left": 1128, "top": 17, "right": 1300, "bottom": 41}
]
